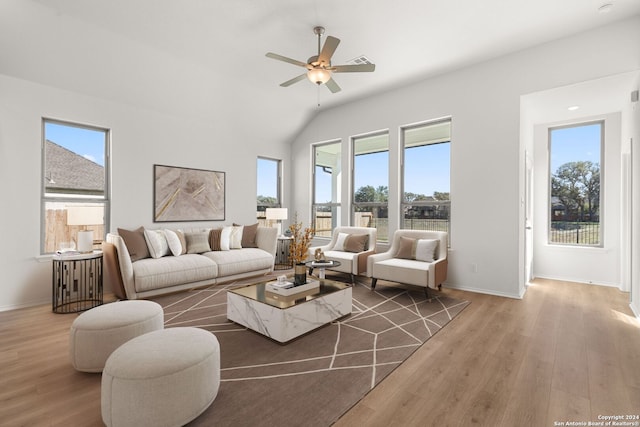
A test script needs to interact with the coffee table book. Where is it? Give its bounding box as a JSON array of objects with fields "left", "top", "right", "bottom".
[{"left": 265, "top": 279, "right": 319, "bottom": 296}]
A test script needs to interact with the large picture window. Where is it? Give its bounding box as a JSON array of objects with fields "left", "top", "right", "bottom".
[
  {"left": 42, "top": 119, "right": 110, "bottom": 254},
  {"left": 401, "top": 119, "right": 451, "bottom": 235},
  {"left": 352, "top": 132, "right": 389, "bottom": 242},
  {"left": 548, "top": 121, "right": 602, "bottom": 246},
  {"left": 257, "top": 157, "right": 282, "bottom": 224},
  {"left": 313, "top": 141, "right": 342, "bottom": 237}
]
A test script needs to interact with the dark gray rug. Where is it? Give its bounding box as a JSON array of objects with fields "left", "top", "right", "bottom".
[{"left": 148, "top": 274, "right": 469, "bottom": 427}]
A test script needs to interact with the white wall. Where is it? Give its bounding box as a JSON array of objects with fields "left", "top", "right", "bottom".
[
  {"left": 533, "top": 113, "right": 621, "bottom": 286},
  {"left": 291, "top": 17, "right": 640, "bottom": 299},
  {"left": 631, "top": 78, "right": 640, "bottom": 317},
  {"left": 0, "top": 74, "right": 291, "bottom": 311}
]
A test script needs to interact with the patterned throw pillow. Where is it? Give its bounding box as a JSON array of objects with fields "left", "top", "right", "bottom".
[
  {"left": 185, "top": 231, "right": 212, "bottom": 254},
  {"left": 209, "top": 228, "right": 223, "bottom": 251},
  {"left": 230, "top": 225, "right": 243, "bottom": 249}
]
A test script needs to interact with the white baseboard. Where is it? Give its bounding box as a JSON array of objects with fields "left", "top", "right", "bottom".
[
  {"left": 0, "top": 297, "right": 50, "bottom": 313},
  {"left": 442, "top": 283, "right": 524, "bottom": 300}
]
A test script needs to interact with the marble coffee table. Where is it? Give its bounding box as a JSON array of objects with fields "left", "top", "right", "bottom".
[{"left": 226, "top": 277, "right": 352, "bottom": 343}]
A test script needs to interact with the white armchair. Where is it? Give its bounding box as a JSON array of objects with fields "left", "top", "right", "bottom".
[
  {"left": 368, "top": 230, "right": 448, "bottom": 297},
  {"left": 307, "top": 226, "right": 377, "bottom": 283}
]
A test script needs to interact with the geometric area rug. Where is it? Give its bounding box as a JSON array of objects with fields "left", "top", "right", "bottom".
[{"left": 148, "top": 274, "right": 469, "bottom": 427}]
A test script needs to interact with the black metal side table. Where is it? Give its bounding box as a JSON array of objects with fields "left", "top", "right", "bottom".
[
  {"left": 52, "top": 251, "right": 103, "bottom": 313},
  {"left": 274, "top": 237, "right": 293, "bottom": 270}
]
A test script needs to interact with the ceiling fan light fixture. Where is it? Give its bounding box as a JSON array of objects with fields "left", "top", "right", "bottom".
[{"left": 307, "top": 68, "right": 331, "bottom": 85}]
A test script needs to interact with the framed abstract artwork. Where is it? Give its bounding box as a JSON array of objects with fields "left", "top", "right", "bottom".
[{"left": 153, "top": 164, "right": 225, "bottom": 222}]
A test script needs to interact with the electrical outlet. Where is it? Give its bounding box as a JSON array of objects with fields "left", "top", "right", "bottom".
[{"left": 472, "top": 263, "right": 478, "bottom": 273}]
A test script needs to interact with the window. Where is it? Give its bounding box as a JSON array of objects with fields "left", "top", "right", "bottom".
[
  {"left": 401, "top": 119, "right": 451, "bottom": 235},
  {"left": 312, "top": 141, "right": 342, "bottom": 237},
  {"left": 548, "top": 121, "right": 602, "bottom": 246},
  {"left": 257, "top": 157, "right": 282, "bottom": 225},
  {"left": 352, "top": 132, "right": 389, "bottom": 242},
  {"left": 42, "top": 119, "right": 110, "bottom": 254}
]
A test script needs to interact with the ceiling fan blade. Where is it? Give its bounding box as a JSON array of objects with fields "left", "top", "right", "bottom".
[
  {"left": 280, "top": 74, "right": 307, "bottom": 87},
  {"left": 325, "top": 77, "right": 341, "bottom": 93},
  {"left": 332, "top": 63, "right": 376, "bottom": 73},
  {"left": 266, "top": 52, "right": 309, "bottom": 68},
  {"left": 318, "top": 36, "right": 340, "bottom": 65}
]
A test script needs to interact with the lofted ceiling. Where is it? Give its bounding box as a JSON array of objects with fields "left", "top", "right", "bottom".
[{"left": 1, "top": 0, "right": 639, "bottom": 144}]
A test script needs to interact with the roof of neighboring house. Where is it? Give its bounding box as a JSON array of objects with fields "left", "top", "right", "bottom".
[{"left": 44, "top": 140, "right": 104, "bottom": 194}]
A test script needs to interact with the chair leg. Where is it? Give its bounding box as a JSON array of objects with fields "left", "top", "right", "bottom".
[
  {"left": 350, "top": 273, "right": 355, "bottom": 284},
  {"left": 424, "top": 286, "right": 430, "bottom": 300},
  {"left": 371, "top": 278, "right": 377, "bottom": 290}
]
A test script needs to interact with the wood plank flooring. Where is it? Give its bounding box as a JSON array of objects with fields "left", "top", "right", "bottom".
[{"left": 1, "top": 279, "right": 638, "bottom": 426}]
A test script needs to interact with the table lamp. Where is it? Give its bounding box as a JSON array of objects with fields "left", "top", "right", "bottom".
[{"left": 265, "top": 208, "right": 288, "bottom": 237}]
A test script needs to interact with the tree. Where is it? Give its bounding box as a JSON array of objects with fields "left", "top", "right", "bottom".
[
  {"left": 551, "top": 161, "right": 600, "bottom": 221},
  {"left": 354, "top": 185, "right": 388, "bottom": 203}
]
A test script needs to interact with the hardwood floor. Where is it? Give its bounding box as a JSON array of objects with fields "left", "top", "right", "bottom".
[{"left": 1, "top": 279, "right": 638, "bottom": 426}]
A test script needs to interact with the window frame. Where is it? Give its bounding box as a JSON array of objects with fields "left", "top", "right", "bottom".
[
  {"left": 400, "top": 118, "right": 452, "bottom": 237},
  {"left": 351, "top": 130, "right": 390, "bottom": 242},
  {"left": 312, "top": 140, "right": 342, "bottom": 238},
  {"left": 547, "top": 120, "right": 604, "bottom": 247},
  {"left": 256, "top": 156, "right": 282, "bottom": 223},
  {"left": 41, "top": 118, "right": 111, "bottom": 255}
]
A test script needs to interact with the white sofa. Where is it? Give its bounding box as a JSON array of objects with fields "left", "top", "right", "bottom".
[
  {"left": 307, "top": 226, "right": 377, "bottom": 283},
  {"left": 368, "top": 230, "right": 448, "bottom": 296},
  {"left": 104, "top": 226, "right": 278, "bottom": 299}
]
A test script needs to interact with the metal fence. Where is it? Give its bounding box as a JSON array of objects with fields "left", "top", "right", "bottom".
[{"left": 549, "top": 221, "right": 600, "bottom": 245}]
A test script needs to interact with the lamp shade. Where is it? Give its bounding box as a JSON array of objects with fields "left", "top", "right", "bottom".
[
  {"left": 265, "top": 208, "right": 288, "bottom": 220},
  {"left": 67, "top": 206, "right": 104, "bottom": 226},
  {"left": 307, "top": 68, "right": 331, "bottom": 85}
]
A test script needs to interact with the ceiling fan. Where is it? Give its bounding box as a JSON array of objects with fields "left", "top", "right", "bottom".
[{"left": 266, "top": 26, "right": 375, "bottom": 93}]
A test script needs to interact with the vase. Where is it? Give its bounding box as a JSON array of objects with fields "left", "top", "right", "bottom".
[{"left": 294, "top": 263, "right": 307, "bottom": 286}]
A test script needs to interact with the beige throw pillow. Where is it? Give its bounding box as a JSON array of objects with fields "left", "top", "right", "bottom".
[
  {"left": 117, "top": 227, "right": 150, "bottom": 262},
  {"left": 344, "top": 234, "right": 369, "bottom": 253},
  {"left": 395, "top": 236, "right": 438, "bottom": 262},
  {"left": 234, "top": 222, "right": 259, "bottom": 248},
  {"left": 185, "top": 231, "right": 212, "bottom": 254},
  {"left": 395, "top": 236, "right": 416, "bottom": 260}
]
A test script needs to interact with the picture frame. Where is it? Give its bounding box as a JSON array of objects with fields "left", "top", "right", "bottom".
[{"left": 153, "top": 164, "right": 225, "bottom": 222}]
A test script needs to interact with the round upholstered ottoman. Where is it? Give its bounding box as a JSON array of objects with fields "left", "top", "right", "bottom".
[
  {"left": 69, "top": 300, "right": 164, "bottom": 373},
  {"left": 101, "top": 327, "right": 220, "bottom": 427}
]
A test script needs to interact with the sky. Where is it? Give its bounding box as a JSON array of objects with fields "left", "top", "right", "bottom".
[
  {"left": 313, "top": 143, "right": 451, "bottom": 203},
  {"left": 49, "top": 120, "right": 597, "bottom": 204},
  {"left": 550, "top": 122, "right": 601, "bottom": 174},
  {"left": 45, "top": 121, "right": 106, "bottom": 166}
]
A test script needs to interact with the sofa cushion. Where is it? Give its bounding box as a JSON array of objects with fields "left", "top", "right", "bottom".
[
  {"left": 201, "top": 248, "right": 273, "bottom": 277},
  {"left": 185, "top": 231, "right": 212, "bottom": 254},
  {"left": 372, "top": 258, "right": 430, "bottom": 287},
  {"left": 118, "top": 227, "right": 150, "bottom": 262},
  {"left": 132, "top": 255, "right": 218, "bottom": 292},
  {"left": 321, "top": 250, "right": 358, "bottom": 274}
]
